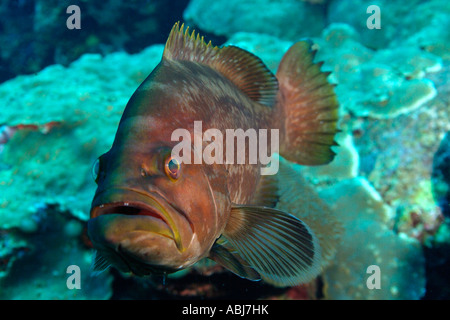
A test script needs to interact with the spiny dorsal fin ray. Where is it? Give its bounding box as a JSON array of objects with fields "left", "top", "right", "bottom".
[
  {"left": 163, "top": 22, "right": 278, "bottom": 107},
  {"left": 163, "top": 22, "right": 219, "bottom": 63}
]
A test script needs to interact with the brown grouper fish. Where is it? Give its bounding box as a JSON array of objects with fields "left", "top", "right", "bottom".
[{"left": 88, "top": 22, "right": 340, "bottom": 287}]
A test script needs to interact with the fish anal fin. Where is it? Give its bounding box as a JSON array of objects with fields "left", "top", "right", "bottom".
[
  {"left": 223, "top": 205, "right": 322, "bottom": 287},
  {"left": 163, "top": 22, "right": 278, "bottom": 107}
]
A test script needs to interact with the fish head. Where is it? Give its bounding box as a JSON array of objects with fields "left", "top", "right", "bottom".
[{"left": 88, "top": 140, "right": 230, "bottom": 276}]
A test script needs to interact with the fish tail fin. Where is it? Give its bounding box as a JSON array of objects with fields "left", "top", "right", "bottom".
[{"left": 275, "top": 40, "right": 339, "bottom": 165}]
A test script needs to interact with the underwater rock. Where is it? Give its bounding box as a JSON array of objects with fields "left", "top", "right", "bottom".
[
  {"left": 389, "top": 0, "right": 450, "bottom": 62},
  {"left": 0, "top": 0, "right": 189, "bottom": 83},
  {"left": 300, "top": 132, "right": 359, "bottom": 184},
  {"left": 319, "top": 178, "right": 426, "bottom": 300},
  {"left": 326, "top": 0, "right": 414, "bottom": 49},
  {"left": 314, "top": 24, "right": 440, "bottom": 119},
  {"left": 373, "top": 47, "right": 443, "bottom": 80},
  {"left": 327, "top": 0, "right": 450, "bottom": 52},
  {"left": 0, "top": 208, "right": 113, "bottom": 299},
  {"left": 345, "top": 73, "right": 437, "bottom": 119},
  {"left": 0, "top": 14, "right": 447, "bottom": 299},
  {"left": 196, "top": 23, "right": 441, "bottom": 121},
  {"left": 0, "top": 126, "right": 98, "bottom": 229},
  {"left": 351, "top": 62, "right": 450, "bottom": 241},
  {"left": 0, "top": 45, "right": 163, "bottom": 128},
  {"left": 183, "top": 0, "right": 326, "bottom": 40},
  {"left": 0, "top": 230, "right": 28, "bottom": 279},
  {"left": 430, "top": 66, "right": 450, "bottom": 218},
  {"left": 0, "top": 45, "right": 164, "bottom": 228}
]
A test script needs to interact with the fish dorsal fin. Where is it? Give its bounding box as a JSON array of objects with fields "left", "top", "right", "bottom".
[
  {"left": 163, "top": 22, "right": 278, "bottom": 107},
  {"left": 163, "top": 22, "right": 219, "bottom": 63}
]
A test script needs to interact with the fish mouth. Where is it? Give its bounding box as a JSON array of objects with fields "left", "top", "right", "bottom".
[
  {"left": 92, "top": 201, "right": 168, "bottom": 222},
  {"left": 91, "top": 200, "right": 174, "bottom": 240},
  {"left": 90, "top": 189, "right": 193, "bottom": 253}
]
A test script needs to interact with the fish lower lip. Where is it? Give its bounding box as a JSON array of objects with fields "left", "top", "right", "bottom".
[
  {"left": 91, "top": 200, "right": 185, "bottom": 252},
  {"left": 88, "top": 213, "right": 174, "bottom": 248}
]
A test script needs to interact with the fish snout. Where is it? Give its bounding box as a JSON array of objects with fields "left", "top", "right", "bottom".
[{"left": 88, "top": 189, "right": 197, "bottom": 273}]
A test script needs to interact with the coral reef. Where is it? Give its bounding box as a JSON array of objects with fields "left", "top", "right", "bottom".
[
  {"left": 327, "top": 0, "right": 450, "bottom": 51},
  {"left": 350, "top": 61, "right": 449, "bottom": 241},
  {"left": 208, "top": 14, "right": 446, "bottom": 300},
  {"left": 0, "top": 46, "right": 164, "bottom": 229},
  {"left": 1, "top": 0, "right": 449, "bottom": 300},
  {"left": 299, "top": 132, "right": 359, "bottom": 183},
  {"left": 184, "top": 0, "right": 326, "bottom": 40},
  {"left": 0, "top": 0, "right": 190, "bottom": 83},
  {"left": 319, "top": 178, "right": 425, "bottom": 299},
  {"left": 0, "top": 46, "right": 163, "bottom": 298},
  {"left": 313, "top": 24, "right": 440, "bottom": 119},
  {"left": 0, "top": 207, "right": 113, "bottom": 299}
]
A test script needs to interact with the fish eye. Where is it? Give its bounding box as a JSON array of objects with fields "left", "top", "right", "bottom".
[
  {"left": 164, "top": 156, "right": 181, "bottom": 180},
  {"left": 92, "top": 158, "right": 100, "bottom": 183}
]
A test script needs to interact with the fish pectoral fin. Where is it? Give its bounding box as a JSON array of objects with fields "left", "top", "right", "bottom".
[
  {"left": 90, "top": 250, "right": 111, "bottom": 275},
  {"left": 222, "top": 205, "right": 322, "bottom": 287},
  {"left": 209, "top": 240, "right": 261, "bottom": 281}
]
